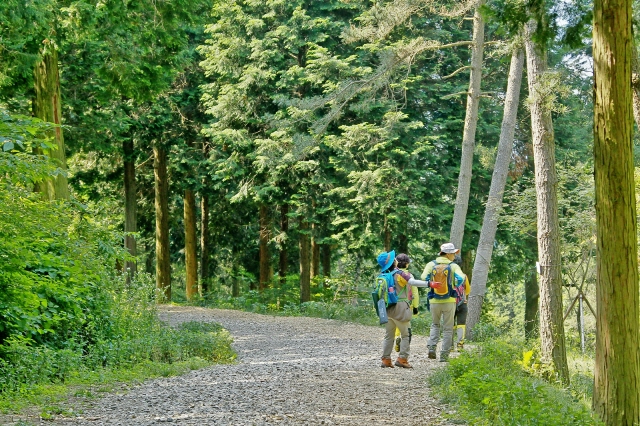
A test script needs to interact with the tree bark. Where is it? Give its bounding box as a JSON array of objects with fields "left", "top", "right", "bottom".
[
  {"left": 311, "top": 225, "right": 320, "bottom": 279},
  {"left": 123, "top": 140, "right": 137, "bottom": 281},
  {"left": 279, "top": 204, "right": 289, "bottom": 286},
  {"left": 466, "top": 47, "right": 524, "bottom": 338},
  {"left": 33, "top": 48, "right": 69, "bottom": 200},
  {"left": 200, "top": 194, "right": 210, "bottom": 293},
  {"left": 524, "top": 20, "right": 569, "bottom": 385},
  {"left": 259, "top": 204, "right": 271, "bottom": 291},
  {"left": 299, "top": 219, "right": 311, "bottom": 303},
  {"left": 184, "top": 189, "right": 197, "bottom": 301},
  {"left": 321, "top": 244, "right": 331, "bottom": 279},
  {"left": 154, "top": 147, "right": 171, "bottom": 303},
  {"left": 524, "top": 262, "right": 540, "bottom": 340},
  {"left": 593, "top": 0, "right": 640, "bottom": 422},
  {"left": 383, "top": 212, "right": 391, "bottom": 251},
  {"left": 449, "top": 0, "right": 485, "bottom": 248},
  {"left": 397, "top": 234, "right": 408, "bottom": 254}
]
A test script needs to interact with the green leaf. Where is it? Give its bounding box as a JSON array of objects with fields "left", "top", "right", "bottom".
[{"left": 3, "top": 141, "right": 14, "bottom": 151}]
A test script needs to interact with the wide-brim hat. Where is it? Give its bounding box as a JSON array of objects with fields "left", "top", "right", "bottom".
[
  {"left": 377, "top": 250, "right": 396, "bottom": 271},
  {"left": 439, "top": 242, "right": 460, "bottom": 255}
]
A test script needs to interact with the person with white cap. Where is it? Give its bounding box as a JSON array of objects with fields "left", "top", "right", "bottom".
[{"left": 421, "top": 242, "right": 465, "bottom": 362}]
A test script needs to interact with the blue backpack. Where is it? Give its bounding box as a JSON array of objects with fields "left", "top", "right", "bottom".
[{"left": 372, "top": 270, "right": 400, "bottom": 322}]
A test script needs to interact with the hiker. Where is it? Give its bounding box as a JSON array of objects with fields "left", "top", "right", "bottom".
[
  {"left": 393, "top": 253, "right": 420, "bottom": 353},
  {"left": 377, "top": 250, "right": 429, "bottom": 369},
  {"left": 451, "top": 255, "right": 471, "bottom": 351},
  {"left": 421, "top": 243, "right": 465, "bottom": 362}
]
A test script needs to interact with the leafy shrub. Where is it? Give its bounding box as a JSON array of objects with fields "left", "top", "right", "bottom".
[{"left": 429, "top": 340, "right": 601, "bottom": 425}]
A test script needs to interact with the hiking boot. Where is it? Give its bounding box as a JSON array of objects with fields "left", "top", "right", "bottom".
[
  {"left": 394, "top": 336, "right": 401, "bottom": 352},
  {"left": 457, "top": 341, "right": 464, "bottom": 351},
  {"left": 380, "top": 357, "right": 394, "bottom": 368},
  {"left": 439, "top": 353, "right": 449, "bottom": 362},
  {"left": 427, "top": 346, "right": 437, "bottom": 359},
  {"left": 394, "top": 357, "right": 413, "bottom": 368}
]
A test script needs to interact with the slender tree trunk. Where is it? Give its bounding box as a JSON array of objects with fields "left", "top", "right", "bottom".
[
  {"left": 33, "top": 48, "right": 69, "bottom": 200},
  {"left": 200, "top": 194, "right": 210, "bottom": 293},
  {"left": 311, "top": 225, "right": 320, "bottom": 279},
  {"left": 524, "top": 260, "right": 540, "bottom": 340},
  {"left": 279, "top": 204, "right": 289, "bottom": 286},
  {"left": 184, "top": 189, "right": 197, "bottom": 301},
  {"left": 321, "top": 244, "right": 331, "bottom": 279},
  {"left": 461, "top": 249, "right": 473, "bottom": 284},
  {"left": 154, "top": 147, "right": 171, "bottom": 303},
  {"left": 383, "top": 212, "right": 391, "bottom": 251},
  {"left": 397, "top": 234, "right": 408, "bottom": 254},
  {"left": 123, "top": 140, "right": 137, "bottom": 281},
  {"left": 299, "top": 219, "right": 311, "bottom": 303},
  {"left": 259, "top": 204, "right": 271, "bottom": 291},
  {"left": 232, "top": 262, "right": 240, "bottom": 297},
  {"left": 449, "top": 0, "right": 485, "bottom": 248},
  {"left": 466, "top": 47, "right": 524, "bottom": 338},
  {"left": 593, "top": 0, "right": 640, "bottom": 422},
  {"left": 524, "top": 20, "right": 569, "bottom": 385},
  {"left": 145, "top": 242, "right": 154, "bottom": 274}
]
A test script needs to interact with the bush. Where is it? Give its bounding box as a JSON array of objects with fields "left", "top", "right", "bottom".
[{"left": 429, "top": 340, "right": 601, "bottom": 426}]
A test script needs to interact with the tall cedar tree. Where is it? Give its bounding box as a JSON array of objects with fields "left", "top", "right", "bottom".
[{"left": 592, "top": 0, "right": 640, "bottom": 422}]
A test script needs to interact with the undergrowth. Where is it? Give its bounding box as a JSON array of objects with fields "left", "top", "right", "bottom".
[
  {"left": 428, "top": 339, "right": 602, "bottom": 426},
  {"left": 0, "top": 320, "right": 235, "bottom": 414}
]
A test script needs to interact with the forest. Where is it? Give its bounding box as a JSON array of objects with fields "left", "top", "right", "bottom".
[{"left": 0, "top": 0, "right": 639, "bottom": 424}]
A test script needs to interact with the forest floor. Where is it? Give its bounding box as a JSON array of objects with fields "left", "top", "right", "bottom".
[{"left": 12, "top": 306, "right": 459, "bottom": 425}]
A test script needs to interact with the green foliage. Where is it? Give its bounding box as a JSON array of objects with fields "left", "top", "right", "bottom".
[{"left": 429, "top": 340, "right": 601, "bottom": 425}]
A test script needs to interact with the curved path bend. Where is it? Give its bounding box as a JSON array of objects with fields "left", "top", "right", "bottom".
[{"left": 51, "top": 305, "right": 454, "bottom": 425}]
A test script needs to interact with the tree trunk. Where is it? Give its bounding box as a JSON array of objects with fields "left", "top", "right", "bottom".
[
  {"left": 449, "top": 0, "right": 485, "bottom": 248},
  {"left": 321, "top": 244, "right": 331, "bottom": 279},
  {"left": 154, "top": 147, "right": 171, "bottom": 303},
  {"left": 311, "top": 225, "right": 320, "bottom": 279},
  {"left": 299, "top": 219, "right": 311, "bottom": 303},
  {"left": 123, "top": 140, "right": 137, "bottom": 281},
  {"left": 461, "top": 249, "right": 473, "bottom": 284},
  {"left": 259, "top": 204, "right": 271, "bottom": 291},
  {"left": 524, "top": 20, "right": 569, "bottom": 385},
  {"left": 184, "top": 189, "right": 197, "bottom": 301},
  {"left": 33, "top": 48, "right": 69, "bottom": 200},
  {"left": 279, "top": 204, "right": 289, "bottom": 286},
  {"left": 524, "top": 262, "right": 540, "bottom": 340},
  {"left": 232, "top": 262, "right": 240, "bottom": 297},
  {"left": 200, "top": 194, "right": 210, "bottom": 293},
  {"left": 397, "top": 234, "right": 408, "bottom": 254},
  {"left": 593, "top": 0, "right": 640, "bottom": 422},
  {"left": 466, "top": 47, "right": 524, "bottom": 338},
  {"left": 383, "top": 212, "right": 391, "bottom": 251}
]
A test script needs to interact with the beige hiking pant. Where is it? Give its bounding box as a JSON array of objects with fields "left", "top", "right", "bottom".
[
  {"left": 427, "top": 302, "right": 456, "bottom": 356},
  {"left": 383, "top": 318, "right": 410, "bottom": 359}
]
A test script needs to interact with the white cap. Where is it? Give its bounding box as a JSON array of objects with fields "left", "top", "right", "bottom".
[{"left": 440, "top": 243, "right": 460, "bottom": 254}]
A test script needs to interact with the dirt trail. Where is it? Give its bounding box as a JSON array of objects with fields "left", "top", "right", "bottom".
[{"left": 44, "top": 305, "right": 455, "bottom": 425}]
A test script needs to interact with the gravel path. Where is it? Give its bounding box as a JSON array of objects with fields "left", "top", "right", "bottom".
[{"left": 47, "top": 305, "right": 455, "bottom": 425}]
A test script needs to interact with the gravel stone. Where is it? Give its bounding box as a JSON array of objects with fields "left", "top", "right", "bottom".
[{"left": 47, "top": 305, "right": 457, "bottom": 425}]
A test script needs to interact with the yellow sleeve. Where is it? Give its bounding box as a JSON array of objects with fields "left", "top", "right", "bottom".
[
  {"left": 411, "top": 286, "right": 419, "bottom": 308},
  {"left": 421, "top": 262, "right": 432, "bottom": 280},
  {"left": 465, "top": 276, "right": 471, "bottom": 296}
]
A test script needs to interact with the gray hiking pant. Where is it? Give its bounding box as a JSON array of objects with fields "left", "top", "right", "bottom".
[{"left": 427, "top": 302, "right": 456, "bottom": 356}]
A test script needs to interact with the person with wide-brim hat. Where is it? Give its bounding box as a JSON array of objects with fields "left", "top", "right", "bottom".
[{"left": 377, "top": 250, "right": 426, "bottom": 368}]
